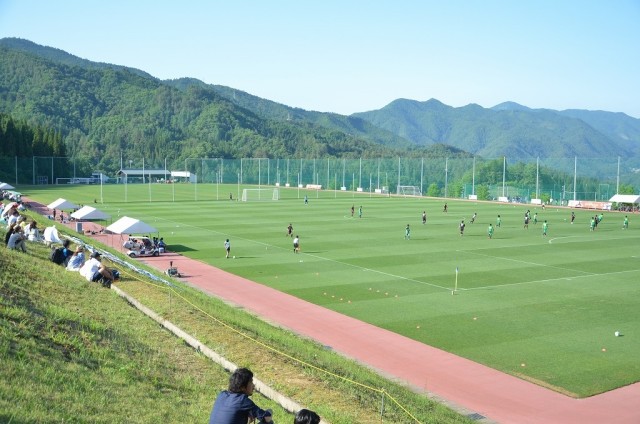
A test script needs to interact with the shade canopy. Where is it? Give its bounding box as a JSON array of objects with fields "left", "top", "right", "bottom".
[
  {"left": 0, "top": 182, "right": 15, "bottom": 190},
  {"left": 70, "top": 206, "right": 110, "bottom": 221},
  {"left": 106, "top": 216, "right": 157, "bottom": 235},
  {"left": 609, "top": 194, "right": 640, "bottom": 204},
  {"left": 47, "top": 198, "right": 79, "bottom": 210}
]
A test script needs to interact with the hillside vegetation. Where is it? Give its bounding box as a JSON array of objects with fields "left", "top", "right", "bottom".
[
  {"left": 0, "top": 38, "right": 455, "bottom": 178},
  {"left": 2, "top": 37, "right": 638, "bottom": 183},
  {"left": 353, "top": 98, "right": 640, "bottom": 159}
]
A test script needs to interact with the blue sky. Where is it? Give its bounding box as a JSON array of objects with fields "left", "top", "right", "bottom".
[{"left": 1, "top": 0, "right": 639, "bottom": 118}]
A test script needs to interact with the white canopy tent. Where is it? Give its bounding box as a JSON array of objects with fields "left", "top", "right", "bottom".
[
  {"left": 70, "top": 206, "right": 111, "bottom": 221},
  {"left": 47, "top": 198, "right": 79, "bottom": 210},
  {"left": 106, "top": 216, "right": 157, "bottom": 235},
  {"left": 609, "top": 194, "right": 640, "bottom": 204},
  {"left": 0, "top": 182, "right": 15, "bottom": 190}
]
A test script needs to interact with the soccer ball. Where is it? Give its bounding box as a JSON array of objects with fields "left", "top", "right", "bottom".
[
  {"left": 615, "top": 331, "right": 620, "bottom": 337},
  {"left": 233, "top": 256, "right": 236, "bottom": 259}
]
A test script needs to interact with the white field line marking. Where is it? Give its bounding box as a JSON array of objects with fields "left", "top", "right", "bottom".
[
  {"left": 465, "top": 268, "right": 640, "bottom": 291},
  {"left": 136, "top": 214, "right": 640, "bottom": 293},
  {"left": 459, "top": 249, "right": 596, "bottom": 276},
  {"left": 548, "top": 234, "right": 637, "bottom": 244},
  {"left": 304, "top": 252, "right": 452, "bottom": 291},
  {"left": 144, "top": 214, "right": 452, "bottom": 291}
]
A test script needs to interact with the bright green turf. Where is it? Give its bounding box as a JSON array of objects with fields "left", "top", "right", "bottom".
[{"left": 21, "top": 183, "right": 640, "bottom": 397}]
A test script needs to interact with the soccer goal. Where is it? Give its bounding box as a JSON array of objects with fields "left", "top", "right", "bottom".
[
  {"left": 241, "top": 188, "right": 280, "bottom": 201},
  {"left": 397, "top": 185, "right": 422, "bottom": 197}
]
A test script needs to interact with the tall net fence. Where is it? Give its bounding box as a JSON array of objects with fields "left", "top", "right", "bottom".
[{"left": 2, "top": 156, "right": 639, "bottom": 203}]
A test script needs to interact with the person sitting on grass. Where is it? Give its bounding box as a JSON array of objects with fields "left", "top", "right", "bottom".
[
  {"left": 26, "top": 220, "right": 41, "bottom": 242},
  {"left": 6, "top": 210, "right": 19, "bottom": 230},
  {"left": 4, "top": 222, "right": 17, "bottom": 246},
  {"left": 66, "top": 245, "right": 86, "bottom": 272},
  {"left": 60, "top": 239, "right": 73, "bottom": 265},
  {"left": 209, "top": 367, "right": 273, "bottom": 424},
  {"left": 7, "top": 226, "right": 27, "bottom": 252},
  {"left": 79, "top": 251, "right": 114, "bottom": 288}
]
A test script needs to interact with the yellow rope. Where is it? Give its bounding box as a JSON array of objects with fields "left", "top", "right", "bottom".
[{"left": 116, "top": 267, "right": 422, "bottom": 423}]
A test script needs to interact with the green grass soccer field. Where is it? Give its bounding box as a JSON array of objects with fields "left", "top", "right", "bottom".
[{"left": 22, "top": 183, "right": 640, "bottom": 397}]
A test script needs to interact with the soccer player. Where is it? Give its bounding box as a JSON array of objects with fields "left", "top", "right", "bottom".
[
  {"left": 542, "top": 220, "right": 548, "bottom": 237},
  {"left": 533, "top": 212, "right": 538, "bottom": 224},
  {"left": 358, "top": 206, "right": 362, "bottom": 218},
  {"left": 470, "top": 212, "right": 477, "bottom": 224},
  {"left": 590, "top": 216, "right": 596, "bottom": 231},
  {"left": 286, "top": 223, "right": 293, "bottom": 237},
  {"left": 443, "top": 203, "right": 448, "bottom": 213},
  {"left": 459, "top": 220, "right": 465, "bottom": 236},
  {"left": 351, "top": 205, "right": 355, "bottom": 217},
  {"left": 496, "top": 214, "right": 501, "bottom": 227},
  {"left": 293, "top": 235, "right": 300, "bottom": 253},
  {"left": 571, "top": 211, "right": 575, "bottom": 224},
  {"left": 422, "top": 211, "right": 426, "bottom": 225},
  {"left": 487, "top": 223, "right": 494, "bottom": 239},
  {"left": 224, "top": 239, "right": 231, "bottom": 258},
  {"left": 524, "top": 215, "right": 529, "bottom": 229},
  {"left": 623, "top": 215, "right": 629, "bottom": 229},
  {"left": 405, "top": 224, "right": 411, "bottom": 240}
]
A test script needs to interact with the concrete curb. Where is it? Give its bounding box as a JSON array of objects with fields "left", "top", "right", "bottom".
[{"left": 110, "top": 284, "right": 327, "bottom": 422}]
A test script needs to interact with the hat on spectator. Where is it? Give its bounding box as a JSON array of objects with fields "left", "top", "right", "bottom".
[{"left": 90, "top": 251, "right": 101, "bottom": 259}]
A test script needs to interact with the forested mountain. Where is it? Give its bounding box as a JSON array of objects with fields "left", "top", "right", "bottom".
[
  {"left": 1, "top": 37, "right": 638, "bottom": 185},
  {"left": 353, "top": 99, "right": 640, "bottom": 159},
  {"left": 168, "top": 80, "right": 415, "bottom": 150},
  {"left": 1, "top": 38, "right": 464, "bottom": 178}
]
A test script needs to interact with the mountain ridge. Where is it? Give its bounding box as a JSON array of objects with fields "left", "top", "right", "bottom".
[{"left": 1, "top": 37, "right": 638, "bottom": 168}]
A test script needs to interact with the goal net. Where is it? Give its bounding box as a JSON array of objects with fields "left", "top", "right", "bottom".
[
  {"left": 241, "top": 188, "right": 280, "bottom": 201},
  {"left": 397, "top": 185, "right": 421, "bottom": 197}
]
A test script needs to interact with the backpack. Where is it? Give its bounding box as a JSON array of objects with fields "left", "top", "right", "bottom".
[{"left": 50, "top": 247, "right": 65, "bottom": 265}]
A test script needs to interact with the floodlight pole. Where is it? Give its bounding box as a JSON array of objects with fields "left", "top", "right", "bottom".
[
  {"left": 616, "top": 156, "right": 620, "bottom": 194},
  {"left": 573, "top": 156, "right": 577, "bottom": 201},
  {"left": 536, "top": 157, "right": 540, "bottom": 199},
  {"left": 472, "top": 157, "right": 476, "bottom": 196}
]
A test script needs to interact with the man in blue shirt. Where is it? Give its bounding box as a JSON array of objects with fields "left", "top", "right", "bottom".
[{"left": 209, "top": 368, "right": 272, "bottom": 424}]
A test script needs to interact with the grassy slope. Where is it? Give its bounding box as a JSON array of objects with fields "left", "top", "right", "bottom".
[
  {"left": 0, "top": 243, "right": 245, "bottom": 423},
  {"left": 20, "top": 184, "right": 640, "bottom": 397}
]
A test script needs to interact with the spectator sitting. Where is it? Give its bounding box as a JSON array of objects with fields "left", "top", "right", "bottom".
[
  {"left": 7, "top": 226, "right": 27, "bottom": 252},
  {"left": 295, "top": 409, "right": 321, "bottom": 424},
  {"left": 26, "top": 221, "right": 41, "bottom": 242},
  {"left": 66, "top": 245, "right": 86, "bottom": 272},
  {"left": 61, "top": 239, "right": 73, "bottom": 265},
  {"left": 6, "top": 210, "right": 19, "bottom": 229},
  {"left": 79, "top": 251, "right": 114, "bottom": 288},
  {"left": 4, "top": 223, "right": 17, "bottom": 246},
  {"left": 209, "top": 367, "right": 273, "bottom": 424}
]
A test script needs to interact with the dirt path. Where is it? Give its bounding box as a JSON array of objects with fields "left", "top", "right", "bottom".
[{"left": 29, "top": 199, "right": 640, "bottom": 424}]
